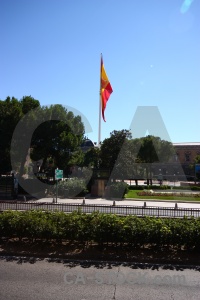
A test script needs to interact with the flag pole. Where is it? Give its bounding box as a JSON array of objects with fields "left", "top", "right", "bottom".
[
  {"left": 98, "top": 93, "right": 101, "bottom": 147},
  {"left": 98, "top": 53, "right": 113, "bottom": 147},
  {"left": 98, "top": 54, "right": 102, "bottom": 147}
]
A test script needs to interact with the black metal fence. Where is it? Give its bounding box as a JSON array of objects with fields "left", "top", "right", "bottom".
[{"left": 0, "top": 201, "right": 200, "bottom": 218}]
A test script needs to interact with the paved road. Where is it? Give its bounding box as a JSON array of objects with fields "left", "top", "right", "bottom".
[{"left": 0, "top": 257, "right": 200, "bottom": 300}]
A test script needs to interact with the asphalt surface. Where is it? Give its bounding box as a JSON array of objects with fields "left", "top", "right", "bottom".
[{"left": 0, "top": 258, "right": 200, "bottom": 300}]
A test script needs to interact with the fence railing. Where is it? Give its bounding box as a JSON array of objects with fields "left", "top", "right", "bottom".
[{"left": 0, "top": 201, "right": 200, "bottom": 218}]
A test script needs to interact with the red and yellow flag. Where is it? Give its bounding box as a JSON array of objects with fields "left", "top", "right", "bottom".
[{"left": 100, "top": 55, "right": 113, "bottom": 122}]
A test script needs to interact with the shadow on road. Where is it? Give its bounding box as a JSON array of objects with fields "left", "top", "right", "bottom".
[{"left": 1, "top": 255, "right": 200, "bottom": 273}]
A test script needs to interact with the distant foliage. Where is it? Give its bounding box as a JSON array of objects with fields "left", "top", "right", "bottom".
[
  {"left": 110, "top": 181, "right": 129, "bottom": 198},
  {"left": 55, "top": 177, "right": 88, "bottom": 197},
  {"left": 128, "top": 185, "right": 144, "bottom": 190},
  {"left": 137, "top": 191, "right": 200, "bottom": 197}
]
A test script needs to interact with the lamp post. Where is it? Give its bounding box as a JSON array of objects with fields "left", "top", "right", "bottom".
[
  {"left": 195, "top": 164, "right": 196, "bottom": 184},
  {"left": 37, "top": 161, "right": 40, "bottom": 173},
  {"left": 158, "top": 169, "right": 162, "bottom": 186}
]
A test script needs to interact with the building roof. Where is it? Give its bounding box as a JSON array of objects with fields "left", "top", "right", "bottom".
[
  {"left": 173, "top": 142, "right": 200, "bottom": 147},
  {"left": 80, "top": 139, "right": 94, "bottom": 153}
]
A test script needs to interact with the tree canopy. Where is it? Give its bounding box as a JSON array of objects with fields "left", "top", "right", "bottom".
[
  {"left": 30, "top": 104, "right": 85, "bottom": 175},
  {"left": 94, "top": 131, "right": 175, "bottom": 181},
  {"left": 1, "top": 96, "right": 175, "bottom": 185},
  {"left": 0, "top": 96, "right": 85, "bottom": 177},
  {"left": 137, "top": 135, "right": 175, "bottom": 163},
  {"left": 0, "top": 96, "right": 40, "bottom": 172},
  {"left": 99, "top": 129, "right": 132, "bottom": 171}
]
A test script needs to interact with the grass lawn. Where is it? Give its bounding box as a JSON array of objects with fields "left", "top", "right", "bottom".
[{"left": 125, "top": 189, "right": 200, "bottom": 201}]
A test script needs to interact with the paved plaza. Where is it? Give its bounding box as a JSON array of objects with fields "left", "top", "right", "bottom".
[{"left": 33, "top": 196, "right": 200, "bottom": 209}]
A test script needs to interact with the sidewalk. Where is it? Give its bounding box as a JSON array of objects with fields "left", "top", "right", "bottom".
[{"left": 30, "top": 196, "right": 200, "bottom": 209}]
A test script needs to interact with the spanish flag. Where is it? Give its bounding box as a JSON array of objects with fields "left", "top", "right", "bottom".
[{"left": 100, "top": 55, "right": 113, "bottom": 122}]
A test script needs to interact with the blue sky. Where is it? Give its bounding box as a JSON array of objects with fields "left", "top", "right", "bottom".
[{"left": 0, "top": 0, "right": 199, "bottom": 144}]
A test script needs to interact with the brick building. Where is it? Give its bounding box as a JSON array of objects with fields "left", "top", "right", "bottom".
[
  {"left": 133, "top": 142, "right": 200, "bottom": 182},
  {"left": 173, "top": 143, "right": 200, "bottom": 163},
  {"left": 173, "top": 142, "right": 200, "bottom": 178}
]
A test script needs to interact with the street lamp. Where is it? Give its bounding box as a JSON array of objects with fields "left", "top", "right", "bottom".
[
  {"left": 37, "top": 161, "right": 41, "bottom": 173},
  {"left": 158, "top": 169, "right": 162, "bottom": 186}
]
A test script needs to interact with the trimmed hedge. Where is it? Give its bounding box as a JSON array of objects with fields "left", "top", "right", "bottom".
[
  {"left": 1, "top": 210, "right": 200, "bottom": 249},
  {"left": 128, "top": 185, "right": 200, "bottom": 191},
  {"left": 137, "top": 191, "right": 200, "bottom": 197},
  {"left": 146, "top": 185, "right": 170, "bottom": 190},
  {"left": 175, "top": 186, "right": 200, "bottom": 191},
  {"left": 110, "top": 182, "right": 129, "bottom": 198},
  {"left": 129, "top": 185, "right": 144, "bottom": 190}
]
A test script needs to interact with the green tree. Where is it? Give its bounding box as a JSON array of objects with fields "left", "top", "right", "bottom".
[
  {"left": 137, "top": 135, "right": 174, "bottom": 163},
  {"left": 126, "top": 138, "right": 144, "bottom": 182},
  {"left": 82, "top": 147, "right": 101, "bottom": 168},
  {"left": 30, "top": 104, "right": 85, "bottom": 175},
  {"left": 136, "top": 135, "right": 174, "bottom": 183},
  {"left": 194, "top": 155, "right": 200, "bottom": 164},
  {"left": 194, "top": 155, "right": 200, "bottom": 180},
  {"left": 0, "top": 96, "right": 40, "bottom": 172},
  {"left": 0, "top": 97, "right": 85, "bottom": 179},
  {"left": 96, "top": 133, "right": 174, "bottom": 184},
  {"left": 99, "top": 129, "right": 132, "bottom": 176}
]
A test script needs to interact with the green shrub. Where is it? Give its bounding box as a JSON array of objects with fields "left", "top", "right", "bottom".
[
  {"left": 191, "top": 186, "right": 200, "bottom": 191},
  {"left": 170, "top": 186, "right": 200, "bottom": 191},
  {"left": 110, "top": 181, "right": 128, "bottom": 198},
  {"left": 128, "top": 185, "right": 144, "bottom": 190},
  {"left": 147, "top": 185, "right": 170, "bottom": 190},
  {"left": 54, "top": 177, "right": 88, "bottom": 197},
  {"left": 2, "top": 210, "right": 200, "bottom": 250}
]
